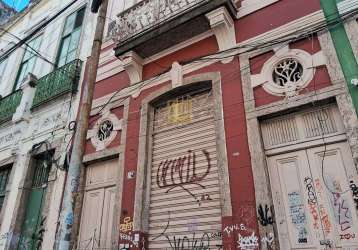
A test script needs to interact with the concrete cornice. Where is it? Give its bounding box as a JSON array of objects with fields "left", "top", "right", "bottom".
[{"left": 92, "top": 10, "right": 325, "bottom": 113}]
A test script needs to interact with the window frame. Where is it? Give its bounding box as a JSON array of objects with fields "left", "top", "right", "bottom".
[
  {"left": 55, "top": 6, "right": 86, "bottom": 68},
  {"left": 0, "top": 59, "right": 8, "bottom": 84},
  {"left": 0, "top": 166, "right": 11, "bottom": 211},
  {"left": 13, "top": 34, "right": 43, "bottom": 91}
]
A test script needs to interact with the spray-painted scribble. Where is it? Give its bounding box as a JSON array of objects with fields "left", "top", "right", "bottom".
[
  {"left": 327, "top": 179, "right": 353, "bottom": 234},
  {"left": 315, "top": 179, "right": 332, "bottom": 234},
  {"left": 304, "top": 177, "right": 317, "bottom": 204},
  {"left": 65, "top": 213, "right": 74, "bottom": 226},
  {"left": 257, "top": 204, "right": 274, "bottom": 226},
  {"left": 308, "top": 202, "right": 320, "bottom": 230},
  {"left": 350, "top": 180, "right": 358, "bottom": 210},
  {"left": 152, "top": 212, "right": 221, "bottom": 249},
  {"left": 70, "top": 176, "right": 80, "bottom": 192},
  {"left": 261, "top": 232, "right": 275, "bottom": 249},
  {"left": 0, "top": 231, "right": 13, "bottom": 247},
  {"left": 237, "top": 232, "right": 259, "bottom": 249},
  {"left": 304, "top": 177, "right": 319, "bottom": 229},
  {"left": 287, "top": 191, "right": 308, "bottom": 243},
  {"left": 166, "top": 232, "right": 211, "bottom": 250},
  {"left": 223, "top": 223, "right": 247, "bottom": 236},
  {"left": 156, "top": 150, "right": 211, "bottom": 202},
  {"left": 119, "top": 232, "right": 139, "bottom": 248},
  {"left": 208, "top": 232, "right": 222, "bottom": 240},
  {"left": 152, "top": 211, "right": 170, "bottom": 241},
  {"left": 200, "top": 194, "right": 213, "bottom": 202},
  {"left": 333, "top": 192, "right": 352, "bottom": 231},
  {"left": 340, "top": 233, "right": 355, "bottom": 240},
  {"left": 120, "top": 217, "right": 133, "bottom": 233}
]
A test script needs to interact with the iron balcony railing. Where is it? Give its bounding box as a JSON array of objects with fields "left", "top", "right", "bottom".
[
  {"left": 0, "top": 89, "right": 23, "bottom": 124},
  {"left": 32, "top": 59, "right": 82, "bottom": 108},
  {"left": 108, "top": 0, "right": 234, "bottom": 43}
]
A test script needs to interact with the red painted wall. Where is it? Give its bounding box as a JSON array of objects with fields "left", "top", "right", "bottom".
[
  {"left": 81, "top": 0, "right": 328, "bottom": 249},
  {"left": 236, "top": 0, "right": 321, "bottom": 43},
  {"left": 85, "top": 106, "right": 124, "bottom": 155},
  {"left": 251, "top": 36, "right": 332, "bottom": 107}
]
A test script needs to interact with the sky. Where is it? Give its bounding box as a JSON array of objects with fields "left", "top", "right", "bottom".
[{"left": 1, "top": 0, "right": 29, "bottom": 12}]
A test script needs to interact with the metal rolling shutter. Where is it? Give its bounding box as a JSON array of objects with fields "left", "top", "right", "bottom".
[{"left": 148, "top": 90, "right": 223, "bottom": 249}]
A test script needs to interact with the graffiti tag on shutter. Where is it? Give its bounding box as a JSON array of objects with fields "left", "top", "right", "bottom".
[{"left": 156, "top": 149, "right": 211, "bottom": 202}]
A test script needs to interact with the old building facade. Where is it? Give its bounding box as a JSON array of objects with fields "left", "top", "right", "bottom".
[
  {"left": 68, "top": 0, "right": 358, "bottom": 249},
  {"left": 0, "top": 0, "right": 96, "bottom": 249},
  {"left": 0, "top": 0, "right": 354, "bottom": 249}
]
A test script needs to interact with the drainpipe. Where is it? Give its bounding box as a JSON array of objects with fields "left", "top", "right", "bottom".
[{"left": 320, "top": 0, "right": 358, "bottom": 114}]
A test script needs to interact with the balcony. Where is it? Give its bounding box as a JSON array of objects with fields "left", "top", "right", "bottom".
[
  {"left": 0, "top": 90, "right": 23, "bottom": 124},
  {"left": 32, "top": 59, "right": 82, "bottom": 108},
  {"left": 109, "top": 0, "right": 237, "bottom": 58}
]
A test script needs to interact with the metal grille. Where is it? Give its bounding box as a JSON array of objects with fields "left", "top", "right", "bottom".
[
  {"left": 32, "top": 59, "right": 82, "bottom": 108},
  {"left": 0, "top": 89, "right": 23, "bottom": 124},
  {"left": 261, "top": 116, "right": 299, "bottom": 147},
  {"left": 148, "top": 90, "right": 222, "bottom": 249},
  {"left": 32, "top": 158, "right": 51, "bottom": 189},
  {"left": 0, "top": 167, "right": 10, "bottom": 210},
  {"left": 302, "top": 108, "right": 337, "bottom": 138},
  {"left": 261, "top": 105, "right": 341, "bottom": 149}
]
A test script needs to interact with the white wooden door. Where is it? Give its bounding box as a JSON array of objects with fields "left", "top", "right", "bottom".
[
  {"left": 99, "top": 186, "right": 116, "bottom": 248},
  {"left": 268, "top": 142, "right": 358, "bottom": 250},
  {"left": 78, "top": 159, "right": 117, "bottom": 250},
  {"left": 78, "top": 188, "right": 105, "bottom": 249}
]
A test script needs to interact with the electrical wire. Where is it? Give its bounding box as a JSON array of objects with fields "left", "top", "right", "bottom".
[
  {"left": 90, "top": 15, "right": 350, "bottom": 118},
  {"left": 0, "top": 0, "right": 79, "bottom": 63},
  {"left": 84, "top": 5, "right": 358, "bottom": 203},
  {"left": 0, "top": 3, "right": 356, "bottom": 245}
]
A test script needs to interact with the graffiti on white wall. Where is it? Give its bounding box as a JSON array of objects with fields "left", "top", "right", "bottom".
[
  {"left": 327, "top": 177, "right": 356, "bottom": 241},
  {"left": 314, "top": 179, "right": 332, "bottom": 234},
  {"left": 261, "top": 232, "right": 275, "bottom": 249},
  {"left": 257, "top": 204, "right": 274, "bottom": 226},
  {"left": 287, "top": 191, "right": 308, "bottom": 244},
  {"left": 350, "top": 180, "right": 358, "bottom": 210}
]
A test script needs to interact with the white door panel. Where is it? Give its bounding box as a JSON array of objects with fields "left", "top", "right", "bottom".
[
  {"left": 268, "top": 142, "right": 358, "bottom": 250},
  {"left": 78, "top": 160, "right": 118, "bottom": 249},
  {"left": 268, "top": 151, "right": 324, "bottom": 250},
  {"left": 78, "top": 189, "right": 105, "bottom": 249},
  {"left": 307, "top": 143, "right": 358, "bottom": 247},
  {"left": 100, "top": 187, "right": 116, "bottom": 249}
]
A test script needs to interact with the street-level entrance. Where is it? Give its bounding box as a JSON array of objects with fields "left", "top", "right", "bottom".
[
  {"left": 148, "top": 90, "right": 223, "bottom": 249},
  {"left": 77, "top": 159, "right": 117, "bottom": 250},
  {"left": 268, "top": 143, "right": 358, "bottom": 249},
  {"left": 262, "top": 105, "right": 358, "bottom": 249}
]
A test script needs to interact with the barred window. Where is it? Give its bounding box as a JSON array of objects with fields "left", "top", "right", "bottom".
[{"left": 0, "top": 167, "right": 11, "bottom": 210}]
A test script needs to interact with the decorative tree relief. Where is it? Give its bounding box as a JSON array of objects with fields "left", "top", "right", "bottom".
[
  {"left": 98, "top": 120, "right": 114, "bottom": 142},
  {"left": 272, "top": 59, "right": 303, "bottom": 97},
  {"left": 87, "top": 110, "right": 122, "bottom": 151},
  {"left": 250, "top": 47, "right": 327, "bottom": 98}
]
